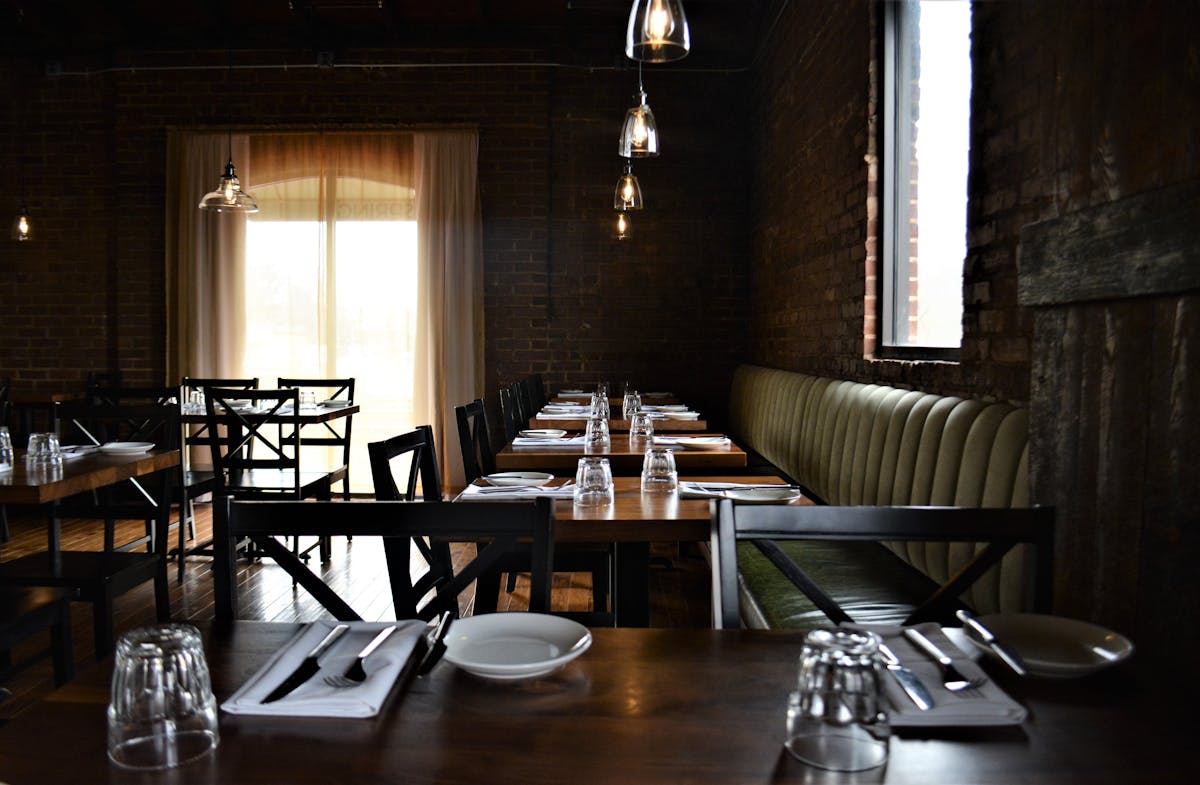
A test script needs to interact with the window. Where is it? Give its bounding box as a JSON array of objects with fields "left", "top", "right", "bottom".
[
  {"left": 243, "top": 133, "right": 417, "bottom": 493},
  {"left": 880, "top": 0, "right": 971, "bottom": 353}
]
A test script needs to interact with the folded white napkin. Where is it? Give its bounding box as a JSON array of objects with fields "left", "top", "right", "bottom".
[
  {"left": 542, "top": 404, "right": 592, "bottom": 412},
  {"left": 222, "top": 620, "right": 426, "bottom": 718},
  {"left": 457, "top": 483, "right": 577, "bottom": 500},
  {"left": 843, "top": 622, "right": 1027, "bottom": 728},
  {"left": 61, "top": 445, "right": 99, "bottom": 460},
  {"left": 511, "top": 435, "right": 587, "bottom": 447},
  {"left": 536, "top": 413, "right": 586, "bottom": 421},
  {"left": 677, "top": 481, "right": 779, "bottom": 499}
]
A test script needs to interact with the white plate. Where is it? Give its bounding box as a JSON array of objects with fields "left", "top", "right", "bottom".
[
  {"left": 443, "top": 613, "right": 592, "bottom": 681},
  {"left": 485, "top": 471, "right": 555, "bottom": 487},
  {"left": 724, "top": 487, "right": 802, "bottom": 504},
  {"left": 662, "top": 412, "right": 700, "bottom": 420},
  {"left": 319, "top": 400, "right": 352, "bottom": 408},
  {"left": 519, "top": 429, "right": 567, "bottom": 439},
  {"left": 964, "top": 613, "right": 1134, "bottom": 679},
  {"left": 99, "top": 441, "right": 156, "bottom": 454},
  {"left": 676, "top": 437, "right": 731, "bottom": 450},
  {"left": 652, "top": 405, "right": 689, "bottom": 411}
]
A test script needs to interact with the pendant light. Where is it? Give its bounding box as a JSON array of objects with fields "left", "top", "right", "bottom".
[
  {"left": 625, "top": 0, "right": 690, "bottom": 63},
  {"left": 199, "top": 51, "right": 258, "bottom": 213},
  {"left": 11, "top": 204, "right": 32, "bottom": 242},
  {"left": 613, "top": 161, "right": 644, "bottom": 210},
  {"left": 616, "top": 210, "right": 632, "bottom": 240},
  {"left": 619, "top": 63, "right": 660, "bottom": 158}
]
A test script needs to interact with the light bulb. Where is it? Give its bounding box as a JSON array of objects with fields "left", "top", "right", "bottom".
[
  {"left": 617, "top": 211, "right": 631, "bottom": 239},
  {"left": 645, "top": 0, "right": 673, "bottom": 42}
]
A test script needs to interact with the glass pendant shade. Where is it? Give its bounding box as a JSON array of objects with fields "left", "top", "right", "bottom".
[
  {"left": 614, "top": 166, "right": 644, "bottom": 210},
  {"left": 626, "top": 0, "right": 690, "bottom": 62},
  {"left": 619, "top": 92, "right": 660, "bottom": 158},
  {"left": 616, "top": 210, "right": 631, "bottom": 240},
  {"left": 199, "top": 158, "right": 259, "bottom": 213},
  {"left": 11, "top": 205, "right": 31, "bottom": 241}
]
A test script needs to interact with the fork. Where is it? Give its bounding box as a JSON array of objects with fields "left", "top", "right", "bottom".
[
  {"left": 324, "top": 626, "right": 399, "bottom": 688},
  {"left": 902, "top": 628, "right": 986, "bottom": 692}
]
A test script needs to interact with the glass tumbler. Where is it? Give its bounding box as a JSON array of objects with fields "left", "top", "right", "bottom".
[
  {"left": 640, "top": 446, "right": 678, "bottom": 493},
  {"left": 0, "top": 425, "right": 13, "bottom": 468},
  {"left": 622, "top": 390, "right": 642, "bottom": 420},
  {"left": 591, "top": 392, "right": 610, "bottom": 420},
  {"left": 584, "top": 415, "right": 611, "bottom": 451},
  {"left": 629, "top": 411, "right": 655, "bottom": 448},
  {"left": 107, "top": 624, "right": 219, "bottom": 770},
  {"left": 26, "top": 432, "right": 63, "bottom": 469},
  {"left": 785, "top": 628, "right": 889, "bottom": 772},
  {"left": 573, "top": 456, "right": 614, "bottom": 507}
]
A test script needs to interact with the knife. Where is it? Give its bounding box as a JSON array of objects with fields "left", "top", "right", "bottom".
[
  {"left": 956, "top": 610, "right": 1028, "bottom": 676},
  {"left": 262, "top": 623, "right": 350, "bottom": 703},
  {"left": 416, "top": 612, "right": 454, "bottom": 675},
  {"left": 877, "top": 642, "right": 935, "bottom": 711}
]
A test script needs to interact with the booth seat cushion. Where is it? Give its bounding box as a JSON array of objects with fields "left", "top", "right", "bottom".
[{"left": 728, "top": 364, "right": 1035, "bottom": 626}]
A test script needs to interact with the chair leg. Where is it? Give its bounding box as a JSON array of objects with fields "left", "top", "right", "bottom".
[
  {"left": 50, "top": 602, "right": 75, "bottom": 686},
  {"left": 93, "top": 595, "right": 114, "bottom": 661},
  {"left": 474, "top": 567, "right": 502, "bottom": 614},
  {"left": 0, "top": 504, "right": 8, "bottom": 542},
  {"left": 505, "top": 572, "right": 518, "bottom": 593}
]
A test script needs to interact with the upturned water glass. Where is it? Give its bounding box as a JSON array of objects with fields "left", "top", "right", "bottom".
[
  {"left": 574, "top": 456, "right": 614, "bottom": 508},
  {"left": 584, "top": 415, "right": 611, "bottom": 452},
  {"left": 640, "top": 446, "right": 678, "bottom": 493}
]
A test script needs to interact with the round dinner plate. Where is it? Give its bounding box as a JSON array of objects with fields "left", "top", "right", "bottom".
[
  {"left": 662, "top": 412, "right": 700, "bottom": 420},
  {"left": 99, "top": 441, "right": 156, "bottom": 455},
  {"left": 724, "top": 487, "right": 802, "bottom": 504},
  {"left": 519, "top": 429, "right": 567, "bottom": 439},
  {"left": 676, "top": 436, "right": 731, "bottom": 450},
  {"left": 964, "top": 613, "right": 1134, "bottom": 678},
  {"left": 485, "top": 471, "right": 555, "bottom": 487},
  {"left": 443, "top": 612, "right": 592, "bottom": 681}
]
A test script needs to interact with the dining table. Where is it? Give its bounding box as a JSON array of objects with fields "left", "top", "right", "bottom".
[
  {"left": 494, "top": 433, "right": 748, "bottom": 474},
  {"left": 457, "top": 475, "right": 805, "bottom": 626},
  {"left": 0, "top": 620, "right": 1183, "bottom": 784}
]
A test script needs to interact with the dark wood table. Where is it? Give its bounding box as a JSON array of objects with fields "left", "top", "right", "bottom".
[
  {"left": 0, "top": 622, "right": 1181, "bottom": 784},
  {"left": 495, "top": 433, "right": 748, "bottom": 474},
  {"left": 457, "top": 476, "right": 806, "bottom": 626}
]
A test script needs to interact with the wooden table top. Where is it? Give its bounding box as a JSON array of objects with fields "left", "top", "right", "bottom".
[
  {"left": 530, "top": 416, "right": 710, "bottom": 432},
  {"left": 0, "top": 621, "right": 1181, "bottom": 785},
  {"left": 458, "top": 476, "right": 808, "bottom": 543},
  {"left": 0, "top": 449, "right": 181, "bottom": 506},
  {"left": 495, "top": 434, "right": 747, "bottom": 474}
]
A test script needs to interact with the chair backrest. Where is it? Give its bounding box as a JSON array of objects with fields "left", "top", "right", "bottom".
[
  {"left": 85, "top": 370, "right": 124, "bottom": 405},
  {"left": 368, "top": 426, "right": 443, "bottom": 503},
  {"left": 455, "top": 398, "right": 496, "bottom": 481},
  {"left": 203, "top": 388, "right": 303, "bottom": 497},
  {"left": 512, "top": 380, "right": 533, "bottom": 424},
  {"left": 709, "top": 500, "right": 1055, "bottom": 629},
  {"left": 277, "top": 378, "right": 355, "bottom": 476},
  {"left": 85, "top": 385, "right": 180, "bottom": 410},
  {"left": 498, "top": 385, "right": 523, "bottom": 443},
  {"left": 524, "top": 374, "right": 547, "bottom": 413},
  {"left": 367, "top": 426, "right": 450, "bottom": 617},
  {"left": 226, "top": 497, "right": 555, "bottom": 620},
  {"left": 181, "top": 378, "right": 259, "bottom": 463}
]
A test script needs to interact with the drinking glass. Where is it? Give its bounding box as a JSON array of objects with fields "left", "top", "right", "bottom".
[
  {"left": 107, "top": 624, "right": 219, "bottom": 770},
  {"left": 629, "top": 411, "right": 655, "bottom": 447},
  {"left": 0, "top": 426, "right": 13, "bottom": 469},
  {"left": 591, "top": 392, "right": 610, "bottom": 420},
  {"left": 573, "top": 456, "right": 614, "bottom": 507},
  {"left": 622, "top": 389, "right": 642, "bottom": 419},
  {"left": 785, "top": 628, "right": 889, "bottom": 772},
  {"left": 26, "top": 432, "right": 63, "bottom": 469},
  {"left": 584, "top": 415, "right": 611, "bottom": 451},
  {"left": 640, "top": 446, "right": 678, "bottom": 493}
]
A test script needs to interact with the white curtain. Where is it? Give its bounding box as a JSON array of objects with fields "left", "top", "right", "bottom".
[
  {"left": 412, "top": 130, "right": 484, "bottom": 489},
  {"left": 166, "top": 128, "right": 483, "bottom": 492},
  {"left": 165, "top": 133, "right": 250, "bottom": 381}
]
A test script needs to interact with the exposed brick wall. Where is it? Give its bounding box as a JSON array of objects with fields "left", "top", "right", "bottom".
[
  {"left": 0, "top": 38, "right": 750, "bottom": 425},
  {"left": 749, "top": 0, "right": 1031, "bottom": 404}
]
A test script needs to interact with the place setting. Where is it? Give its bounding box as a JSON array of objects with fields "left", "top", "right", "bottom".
[
  {"left": 458, "top": 472, "right": 577, "bottom": 499},
  {"left": 678, "top": 480, "right": 804, "bottom": 503}
]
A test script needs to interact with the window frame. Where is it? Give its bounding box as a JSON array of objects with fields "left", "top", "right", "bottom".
[{"left": 876, "top": 0, "right": 968, "bottom": 362}]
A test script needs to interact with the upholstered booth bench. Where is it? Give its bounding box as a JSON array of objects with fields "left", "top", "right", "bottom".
[{"left": 725, "top": 364, "right": 1042, "bottom": 628}]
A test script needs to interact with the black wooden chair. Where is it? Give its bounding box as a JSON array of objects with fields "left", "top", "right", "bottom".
[
  {"left": 176, "top": 377, "right": 260, "bottom": 581},
  {"left": 11, "top": 402, "right": 179, "bottom": 657},
  {"left": 1, "top": 376, "right": 10, "bottom": 542},
  {"left": 276, "top": 377, "right": 356, "bottom": 502},
  {"left": 522, "top": 374, "right": 547, "bottom": 416},
  {"left": 454, "top": 398, "right": 612, "bottom": 622},
  {"left": 203, "top": 387, "right": 335, "bottom": 570},
  {"left": 367, "top": 426, "right": 453, "bottom": 618},
  {"left": 709, "top": 500, "right": 1055, "bottom": 629},
  {"left": 498, "top": 385, "right": 524, "bottom": 443},
  {"left": 224, "top": 497, "right": 555, "bottom": 621},
  {"left": 0, "top": 586, "right": 74, "bottom": 688}
]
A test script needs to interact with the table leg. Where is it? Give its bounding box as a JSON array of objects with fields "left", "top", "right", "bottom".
[
  {"left": 212, "top": 497, "right": 236, "bottom": 623},
  {"left": 613, "top": 542, "right": 650, "bottom": 627}
]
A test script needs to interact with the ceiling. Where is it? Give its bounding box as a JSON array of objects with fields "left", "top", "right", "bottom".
[{"left": 1, "top": 1, "right": 769, "bottom": 72}]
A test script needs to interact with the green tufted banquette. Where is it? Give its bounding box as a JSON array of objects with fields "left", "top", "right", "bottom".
[{"left": 726, "top": 364, "right": 1038, "bottom": 628}]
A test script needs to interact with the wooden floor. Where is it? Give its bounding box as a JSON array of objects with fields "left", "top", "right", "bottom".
[{"left": 0, "top": 502, "right": 712, "bottom": 720}]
